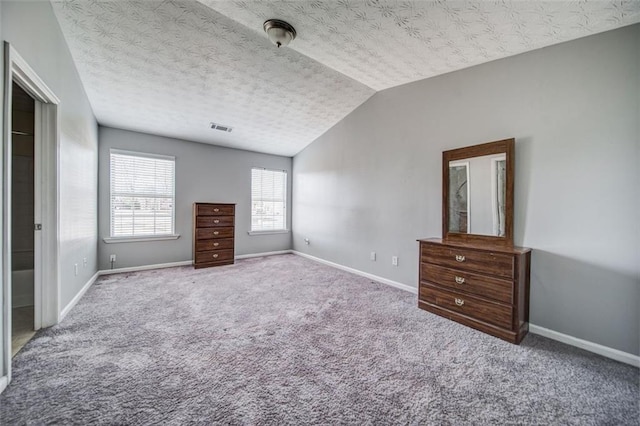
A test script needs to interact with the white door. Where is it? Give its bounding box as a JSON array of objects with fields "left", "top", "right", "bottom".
[{"left": 1, "top": 43, "right": 61, "bottom": 393}]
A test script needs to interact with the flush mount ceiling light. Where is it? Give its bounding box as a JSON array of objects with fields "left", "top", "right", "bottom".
[{"left": 263, "top": 19, "right": 296, "bottom": 48}]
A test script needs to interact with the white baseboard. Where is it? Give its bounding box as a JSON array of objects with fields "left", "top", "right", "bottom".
[
  {"left": 292, "top": 251, "right": 638, "bottom": 368},
  {"left": 58, "top": 254, "right": 292, "bottom": 321},
  {"left": 529, "top": 324, "right": 639, "bottom": 368},
  {"left": 0, "top": 375, "right": 7, "bottom": 394},
  {"left": 99, "top": 252, "right": 293, "bottom": 274},
  {"left": 59, "top": 271, "right": 100, "bottom": 322},
  {"left": 12, "top": 294, "right": 34, "bottom": 309},
  {"left": 60, "top": 261, "right": 192, "bottom": 322},
  {"left": 53, "top": 252, "right": 639, "bottom": 370},
  {"left": 99, "top": 260, "right": 193, "bottom": 275},
  {"left": 235, "top": 250, "right": 293, "bottom": 260},
  {"left": 292, "top": 250, "right": 418, "bottom": 294}
]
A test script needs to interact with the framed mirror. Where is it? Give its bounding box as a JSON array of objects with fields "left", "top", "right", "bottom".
[{"left": 442, "top": 138, "right": 514, "bottom": 246}]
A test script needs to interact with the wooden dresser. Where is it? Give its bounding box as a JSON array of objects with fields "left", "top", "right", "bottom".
[
  {"left": 193, "top": 203, "right": 235, "bottom": 269},
  {"left": 418, "top": 238, "right": 531, "bottom": 344}
]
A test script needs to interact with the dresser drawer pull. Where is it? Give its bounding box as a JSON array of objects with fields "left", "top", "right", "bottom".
[
  {"left": 213, "top": 242, "right": 219, "bottom": 247},
  {"left": 455, "top": 276, "right": 465, "bottom": 284},
  {"left": 455, "top": 255, "right": 466, "bottom": 262},
  {"left": 213, "top": 208, "right": 219, "bottom": 212},
  {"left": 213, "top": 231, "right": 219, "bottom": 235},
  {"left": 214, "top": 219, "right": 220, "bottom": 224},
  {"left": 454, "top": 298, "right": 465, "bottom": 306},
  {"left": 212, "top": 254, "right": 219, "bottom": 258}
]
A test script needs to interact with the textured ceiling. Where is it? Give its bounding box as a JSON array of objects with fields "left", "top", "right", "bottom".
[
  {"left": 52, "top": 1, "right": 640, "bottom": 156},
  {"left": 202, "top": 0, "right": 640, "bottom": 91}
]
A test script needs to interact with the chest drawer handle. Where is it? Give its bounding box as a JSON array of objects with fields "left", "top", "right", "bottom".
[
  {"left": 212, "top": 254, "right": 219, "bottom": 258},
  {"left": 213, "top": 208, "right": 219, "bottom": 212},
  {"left": 455, "top": 276, "right": 465, "bottom": 284},
  {"left": 454, "top": 298, "right": 465, "bottom": 306},
  {"left": 213, "top": 231, "right": 219, "bottom": 235},
  {"left": 214, "top": 219, "right": 220, "bottom": 224},
  {"left": 213, "top": 242, "right": 219, "bottom": 247},
  {"left": 455, "top": 255, "right": 465, "bottom": 262}
]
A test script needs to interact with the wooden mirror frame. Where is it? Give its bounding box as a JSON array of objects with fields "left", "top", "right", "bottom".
[{"left": 442, "top": 138, "right": 515, "bottom": 246}]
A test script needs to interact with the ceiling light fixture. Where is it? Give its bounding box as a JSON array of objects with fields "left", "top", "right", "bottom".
[{"left": 263, "top": 19, "right": 296, "bottom": 48}]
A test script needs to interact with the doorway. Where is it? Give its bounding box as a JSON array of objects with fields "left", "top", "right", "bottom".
[
  {"left": 10, "top": 82, "right": 36, "bottom": 356},
  {"left": 2, "top": 43, "right": 61, "bottom": 392}
]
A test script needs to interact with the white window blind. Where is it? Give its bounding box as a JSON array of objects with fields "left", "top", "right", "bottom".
[
  {"left": 110, "top": 150, "right": 175, "bottom": 238},
  {"left": 251, "top": 168, "right": 287, "bottom": 232}
]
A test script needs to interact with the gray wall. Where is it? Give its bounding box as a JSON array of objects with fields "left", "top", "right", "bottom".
[
  {"left": 98, "top": 127, "right": 292, "bottom": 270},
  {"left": 1, "top": 2, "right": 98, "bottom": 313},
  {"left": 293, "top": 25, "right": 640, "bottom": 355}
]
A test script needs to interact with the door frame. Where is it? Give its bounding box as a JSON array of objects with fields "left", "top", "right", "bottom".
[{"left": 1, "top": 42, "right": 60, "bottom": 391}]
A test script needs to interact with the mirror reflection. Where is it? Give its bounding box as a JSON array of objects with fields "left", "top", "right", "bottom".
[
  {"left": 448, "top": 162, "right": 469, "bottom": 233},
  {"left": 448, "top": 153, "right": 506, "bottom": 236}
]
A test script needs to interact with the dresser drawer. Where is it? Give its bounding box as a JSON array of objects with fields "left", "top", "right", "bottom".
[
  {"left": 195, "top": 249, "right": 234, "bottom": 264},
  {"left": 196, "top": 227, "right": 234, "bottom": 239},
  {"left": 421, "top": 263, "right": 513, "bottom": 304},
  {"left": 421, "top": 244, "right": 514, "bottom": 279},
  {"left": 196, "top": 215, "right": 234, "bottom": 228},
  {"left": 195, "top": 238, "right": 234, "bottom": 252},
  {"left": 196, "top": 204, "right": 235, "bottom": 216},
  {"left": 419, "top": 285, "right": 512, "bottom": 329}
]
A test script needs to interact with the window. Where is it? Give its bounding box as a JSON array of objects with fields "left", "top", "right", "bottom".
[
  {"left": 109, "top": 150, "right": 175, "bottom": 239},
  {"left": 251, "top": 168, "right": 287, "bottom": 232}
]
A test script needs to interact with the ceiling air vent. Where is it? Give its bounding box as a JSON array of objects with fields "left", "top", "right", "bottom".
[{"left": 210, "top": 122, "right": 233, "bottom": 133}]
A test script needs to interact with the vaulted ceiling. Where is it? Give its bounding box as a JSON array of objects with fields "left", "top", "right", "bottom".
[{"left": 52, "top": 1, "right": 640, "bottom": 156}]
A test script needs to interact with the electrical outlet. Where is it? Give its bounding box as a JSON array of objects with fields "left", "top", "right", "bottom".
[
  {"left": 74, "top": 264, "right": 78, "bottom": 276},
  {"left": 110, "top": 254, "right": 116, "bottom": 262},
  {"left": 370, "top": 251, "right": 376, "bottom": 261},
  {"left": 83, "top": 257, "right": 87, "bottom": 267},
  {"left": 304, "top": 238, "right": 310, "bottom": 245},
  {"left": 392, "top": 256, "right": 398, "bottom": 266}
]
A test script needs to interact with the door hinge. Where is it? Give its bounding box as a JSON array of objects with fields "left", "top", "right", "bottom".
[{"left": 34, "top": 224, "right": 42, "bottom": 231}]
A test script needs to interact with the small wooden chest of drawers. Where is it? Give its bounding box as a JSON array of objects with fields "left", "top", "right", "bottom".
[
  {"left": 193, "top": 203, "right": 235, "bottom": 269},
  {"left": 418, "top": 238, "right": 531, "bottom": 344}
]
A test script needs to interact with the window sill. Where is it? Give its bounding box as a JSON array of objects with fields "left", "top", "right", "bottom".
[
  {"left": 247, "top": 230, "right": 290, "bottom": 236},
  {"left": 103, "top": 234, "right": 180, "bottom": 244}
]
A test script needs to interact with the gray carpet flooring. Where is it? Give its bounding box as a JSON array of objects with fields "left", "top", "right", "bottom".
[{"left": 1, "top": 254, "right": 638, "bottom": 425}]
